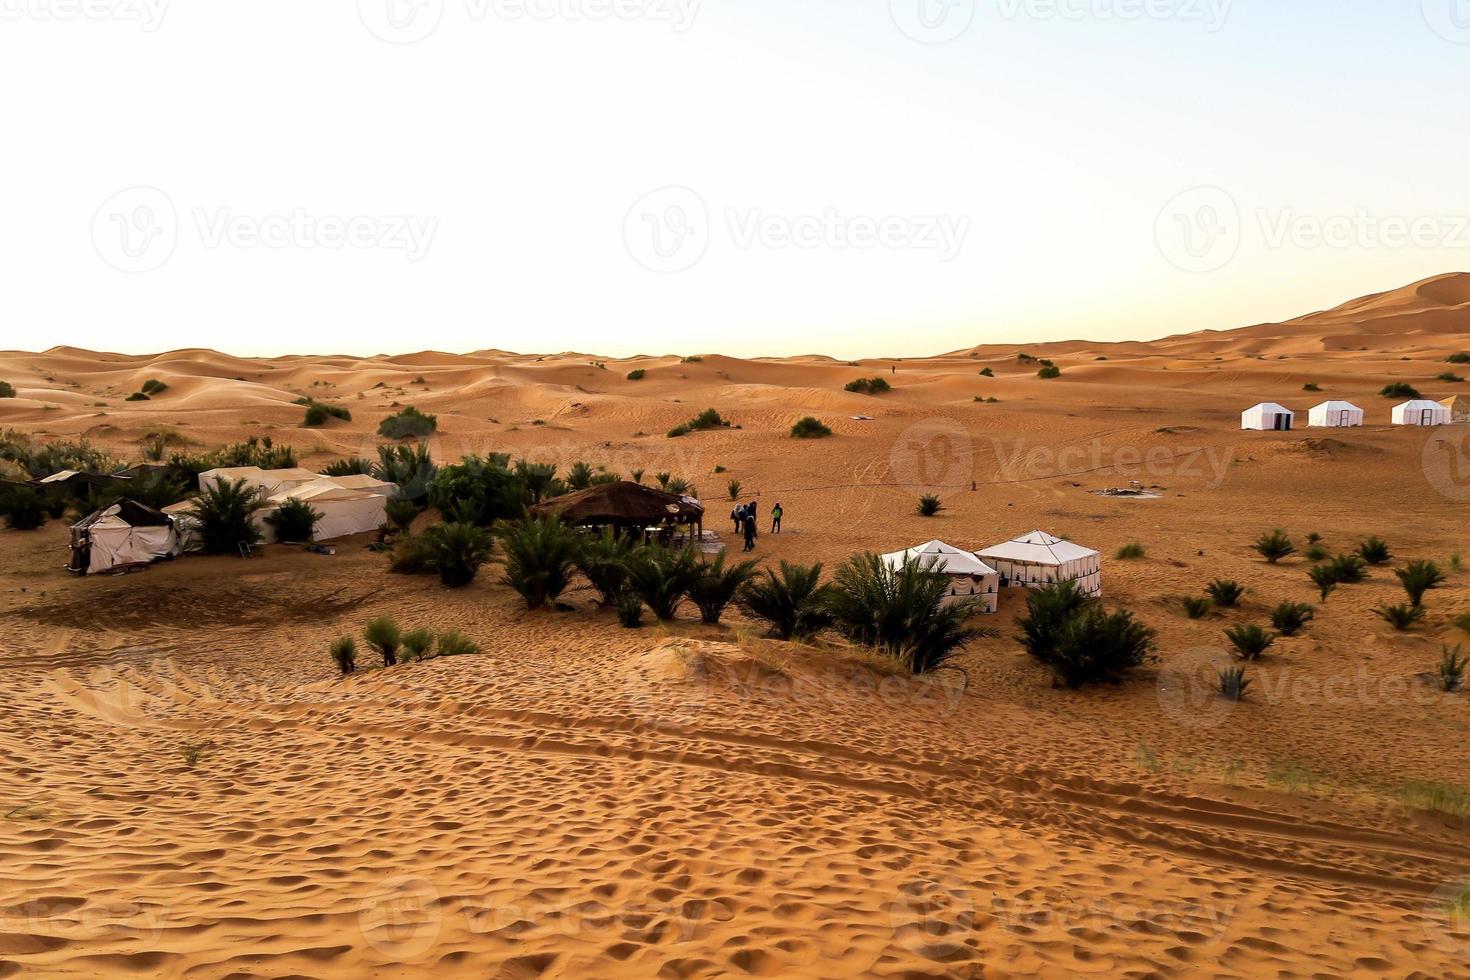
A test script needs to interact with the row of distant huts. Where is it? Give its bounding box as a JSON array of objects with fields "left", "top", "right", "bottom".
[{"left": 1242, "top": 396, "right": 1469, "bottom": 431}]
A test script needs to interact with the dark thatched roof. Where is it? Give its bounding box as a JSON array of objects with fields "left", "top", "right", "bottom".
[
  {"left": 73, "top": 498, "right": 172, "bottom": 531},
  {"left": 529, "top": 481, "right": 703, "bottom": 527}
]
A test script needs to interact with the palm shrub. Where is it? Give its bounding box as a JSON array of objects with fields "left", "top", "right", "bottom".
[
  {"left": 421, "top": 521, "right": 494, "bottom": 588},
  {"left": 375, "top": 442, "right": 436, "bottom": 499},
  {"left": 1375, "top": 604, "right": 1425, "bottom": 631},
  {"left": 436, "top": 631, "right": 480, "bottom": 657},
  {"left": 1396, "top": 560, "right": 1446, "bottom": 607},
  {"left": 495, "top": 516, "right": 578, "bottom": 608},
  {"left": 1206, "top": 580, "right": 1245, "bottom": 607},
  {"left": 378, "top": 405, "right": 438, "bottom": 439},
  {"left": 1181, "top": 596, "right": 1211, "bottom": 619},
  {"left": 364, "top": 616, "right": 402, "bottom": 667},
  {"left": 688, "top": 550, "right": 762, "bottom": 626},
  {"left": 617, "top": 592, "right": 645, "bottom": 629},
  {"left": 1115, "top": 542, "right": 1146, "bottom": 560},
  {"left": 1303, "top": 542, "right": 1330, "bottom": 562},
  {"left": 189, "top": 478, "right": 264, "bottom": 554},
  {"left": 1439, "top": 645, "right": 1467, "bottom": 693},
  {"left": 1357, "top": 537, "right": 1393, "bottom": 565},
  {"left": 323, "top": 457, "right": 373, "bottom": 477},
  {"left": 1224, "top": 624, "right": 1275, "bottom": 661},
  {"left": 0, "top": 487, "right": 48, "bottom": 530},
  {"left": 1017, "top": 582, "right": 1156, "bottom": 688},
  {"left": 400, "top": 629, "right": 434, "bottom": 662},
  {"left": 329, "top": 636, "right": 357, "bottom": 675},
  {"left": 917, "top": 494, "right": 944, "bottom": 517},
  {"left": 828, "top": 553, "right": 993, "bottom": 675},
  {"left": 264, "top": 498, "right": 321, "bottom": 542},
  {"left": 738, "top": 561, "right": 835, "bottom": 641},
  {"left": 1218, "top": 666, "right": 1251, "bottom": 702},
  {"left": 128, "top": 472, "right": 190, "bottom": 510},
  {"left": 727, "top": 480, "right": 741, "bottom": 501},
  {"left": 513, "top": 460, "right": 559, "bottom": 503},
  {"left": 1253, "top": 530, "right": 1295, "bottom": 563},
  {"left": 575, "top": 529, "right": 641, "bottom": 606},
  {"left": 1328, "top": 554, "right": 1368, "bottom": 584},
  {"left": 1307, "top": 565, "right": 1338, "bottom": 602},
  {"left": 385, "top": 497, "right": 418, "bottom": 534},
  {"left": 1269, "top": 602, "right": 1314, "bottom": 636},
  {"left": 625, "top": 545, "right": 702, "bottom": 621}
]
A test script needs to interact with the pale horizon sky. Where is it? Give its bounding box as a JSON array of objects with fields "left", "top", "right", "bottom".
[{"left": 3, "top": 1, "right": 1468, "bottom": 360}]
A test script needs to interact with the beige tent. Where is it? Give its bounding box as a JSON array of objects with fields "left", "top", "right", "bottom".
[
  {"left": 68, "top": 499, "right": 180, "bottom": 575},
  {"left": 256, "top": 479, "right": 387, "bottom": 542},
  {"left": 326, "top": 474, "right": 397, "bottom": 496},
  {"left": 880, "top": 540, "right": 999, "bottom": 614},
  {"left": 198, "top": 466, "right": 321, "bottom": 498},
  {"left": 976, "top": 530, "right": 1102, "bottom": 598}
]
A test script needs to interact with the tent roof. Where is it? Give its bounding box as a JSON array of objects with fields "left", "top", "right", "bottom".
[
  {"left": 529, "top": 481, "right": 704, "bottom": 526},
  {"left": 202, "top": 466, "right": 320, "bottom": 484},
  {"left": 881, "top": 540, "right": 997, "bottom": 577},
  {"left": 1311, "top": 400, "right": 1363, "bottom": 412},
  {"left": 977, "top": 530, "right": 1099, "bottom": 565},
  {"left": 267, "top": 479, "right": 380, "bottom": 505},
  {"left": 73, "top": 498, "right": 172, "bottom": 531},
  {"left": 327, "top": 474, "right": 396, "bottom": 494},
  {"left": 1396, "top": 400, "right": 1448, "bottom": 411},
  {"left": 1244, "top": 402, "right": 1294, "bottom": 414}
]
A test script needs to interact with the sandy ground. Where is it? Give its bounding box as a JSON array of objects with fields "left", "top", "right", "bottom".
[{"left": 3, "top": 274, "right": 1470, "bottom": 977}]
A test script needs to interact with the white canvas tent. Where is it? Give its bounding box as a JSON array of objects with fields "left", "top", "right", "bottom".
[
  {"left": 1307, "top": 401, "right": 1364, "bottom": 428},
  {"left": 256, "top": 479, "right": 387, "bottom": 542},
  {"left": 198, "top": 466, "right": 321, "bottom": 498},
  {"left": 1392, "top": 400, "right": 1452, "bottom": 427},
  {"left": 68, "top": 499, "right": 180, "bottom": 575},
  {"left": 326, "top": 474, "right": 397, "bottom": 496},
  {"left": 1241, "top": 403, "right": 1295, "bottom": 431},
  {"left": 976, "top": 530, "right": 1102, "bottom": 598},
  {"left": 880, "top": 540, "right": 999, "bottom": 614}
]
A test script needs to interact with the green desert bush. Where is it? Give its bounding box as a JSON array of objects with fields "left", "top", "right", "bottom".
[
  {"left": 429, "top": 454, "right": 526, "bottom": 526},
  {"left": 726, "top": 479, "right": 742, "bottom": 501},
  {"left": 126, "top": 472, "right": 192, "bottom": 510},
  {"left": 329, "top": 636, "right": 357, "bottom": 675},
  {"left": 378, "top": 406, "right": 438, "bottom": 439},
  {"left": 400, "top": 629, "right": 434, "bottom": 663},
  {"left": 1396, "top": 560, "right": 1446, "bottom": 607},
  {"left": 1357, "top": 537, "right": 1393, "bottom": 565},
  {"left": 189, "top": 478, "right": 264, "bottom": 554},
  {"left": 1115, "top": 542, "right": 1146, "bottom": 560},
  {"left": 829, "top": 552, "right": 994, "bottom": 675},
  {"left": 364, "top": 616, "right": 402, "bottom": 667},
  {"left": 1448, "top": 352, "right": 1470, "bottom": 364},
  {"left": 688, "top": 550, "right": 762, "bottom": 626},
  {"left": 125, "top": 392, "right": 150, "bottom": 402},
  {"left": 385, "top": 497, "right": 418, "bottom": 534},
  {"left": 790, "top": 416, "right": 832, "bottom": 439},
  {"left": 1017, "top": 581, "right": 1156, "bottom": 688},
  {"left": 140, "top": 379, "right": 168, "bottom": 396},
  {"left": 1253, "top": 529, "right": 1295, "bottom": 563},
  {"left": 1374, "top": 603, "right": 1425, "bottom": 632},
  {"left": 421, "top": 521, "right": 494, "bottom": 588},
  {"left": 617, "top": 592, "right": 644, "bottom": 629},
  {"left": 0, "top": 487, "right": 48, "bottom": 531},
  {"left": 626, "top": 369, "right": 646, "bottom": 381},
  {"left": 979, "top": 368, "right": 994, "bottom": 378},
  {"left": 1218, "top": 666, "right": 1251, "bottom": 702},
  {"left": 496, "top": 516, "right": 579, "bottom": 608},
  {"left": 844, "top": 377, "right": 892, "bottom": 395},
  {"left": 0, "top": 381, "right": 14, "bottom": 398},
  {"left": 917, "top": 494, "right": 944, "bottom": 517},
  {"left": 1307, "top": 564, "right": 1339, "bottom": 602},
  {"left": 1327, "top": 553, "right": 1368, "bottom": 584},
  {"left": 1380, "top": 382, "right": 1420, "bottom": 399},
  {"left": 1037, "top": 365, "right": 1062, "bottom": 379},
  {"left": 436, "top": 631, "right": 480, "bottom": 657},
  {"left": 1269, "top": 602, "right": 1314, "bottom": 637},
  {"left": 667, "top": 408, "right": 732, "bottom": 438},
  {"left": 302, "top": 401, "right": 351, "bottom": 427},
  {"left": 625, "top": 545, "right": 702, "bottom": 621},
  {"left": 574, "top": 529, "right": 641, "bottom": 606},
  {"left": 1181, "top": 596, "right": 1212, "bottom": 619},
  {"left": 375, "top": 442, "right": 436, "bottom": 497},
  {"left": 1439, "top": 645, "right": 1467, "bottom": 693},
  {"left": 1437, "top": 372, "right": 1465, "bottom": 383},
  {"left": 323, "top": 457, "right": 373, "bottom": 477},
  {"left": 738, "top": 561, "right": 835, "bottom": 641},
  {"left": 1224, "top": 624, "right": 1276, "bottom": 661},
  {"left": 1205, "top": 580, "right": 1245, "bottom": 607},
  {"left": 264, "top": 497, "right": 321, "bottom": 542}
]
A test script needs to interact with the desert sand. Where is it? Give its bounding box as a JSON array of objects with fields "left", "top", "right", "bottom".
[{"left": 3, "top": 273, "right": 1470, "bottom": 977}]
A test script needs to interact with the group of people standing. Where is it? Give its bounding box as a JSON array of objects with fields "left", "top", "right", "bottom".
[{"left": 731, "top": 499, "right": 784, "bottom": 552}]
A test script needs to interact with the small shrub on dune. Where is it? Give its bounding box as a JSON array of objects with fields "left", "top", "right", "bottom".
[
  {"left": 1218, "top": 666, "right": 1251, "bottom": 702},
  {"left": 1357, "top": 537, "right": 1393, "bottom": 566},
  {"left": 791, "top": 416, "right": 832, "bottom": 439},
  {"left": 0, "top": 487, "right": 48, "bottom": 531},
  {"left": 0, "top": 381, "right": 16, "bottom": 398},
  {"left": 1303, "top": 542, "right": 1330, "bottom": 562},
  {"left": 364, "top": 616, "right": 402, "bottom": 668},
  {"left": 689, "top": 550, "right": 762, "bottom": 626},
  {"left": 1252, "top": 530, "right": 1295, "bottom": 563},
  {"left": 1448, "top": 352, "right": 1470, "bottom": 365},
  {"left": 400, "top": 629, "right": 434, "bottom": 662},
  {"left": 979, "top": 368, "right": 994, "bottom": 378},
  {"left": 323, "top": 457, "right": 373, "bottom": 477},
  {"left": 1017, "top": 581, "right": 1155, "bottom": 688},
  {"left": 726, "top": 479, "right": 742, "bottom": 501},
  {"left": 1438, "top": 372, "right": 1465, "bottom": 383},
  {"left": 375, "top": 442, "right": 436, "bottom": 494},
  {"left": 829, "top": 552, "right": 993, "bottom": 675},
  {"left": 1302, "top": 383, "right": 1321, "bottom": 392},
  {"left": 626, "top": 545, "right": 702, "bottom": 621},
  {"left": 1455, "top": 611, "right": 1470, "bottom": 636},
  {"left": 1374, "top": 604, "right": 1425, "bottom": 632},
  {"left": 617, "top": 592, "right": 645, "bottom": 629},
  {"left": 495, "top": 516, "right": 578, "bottom": 608},
  {"left": 129, "top": 472, "right": 191, "bottom": 510},
  {"left": 1327, "top": 554, "right": 1368, "bottom": 584},
  {"left": 1396, "top": 560, "right": 1446, "bottom": 607},
  {"left": 1181, "top": 596, "right": 1212, "bottom": 620},
  {"left": 264, "top": 497, "right": 322, "bottom": 543},
  {"left": 1037, "top": 365, "right": 1062, "bottom": 379},
  {"left": 574, "top": 529, "right": 641, "bottom": 607},
  {"left": 378, "top": 406, "right": 438, "bottom": 440},
  {"left": 625, "top": 368, "right": 647, "bottom": 382},
  {"left": 1269, "top": 602, "right": 1314, "bottom": 636},
  {"left": 1380, "top": 382, "right": 1420, "bottom": 399},
  {"left": 422, "top": 521, "right": 494, "bottom": 588},
  {"left": 1205, "top": 580, "right": 1245, "bottom": 608},
  {"left": 738, "top": 561, "right": 835, "bottom": 641},
  {"left": 1307, "top": 564, "right": 1339, "bottom": 603},
  {"left": 385, "top": 497, "right": 418, "bottom": 535},
  {"left": 1224, "top": 624, "right": 1275, "bottom": 661},
  {"left": 436, "top": 631, "right": 480, "bottom": 657},
  {"left": 330, "top": 636, "right": 357, "bottom": 675},
  {"left": 668, "top": 408, "right": 732, "bottom": 438},
  {"left": 302, "top": 401, "right": 350, "bottom": 427},
  {"left": 917, "top": 494, "right": 944, "bottom": 517},
  {"left": 845, "top": 377, "right": 892, "bottom": 395},
  {"left": 125, "top": 392, "right": 150, "bottom": 402},
  {"left": 190, "top": 478, "right": 264, "bottom": 554},
  {"left": 1115, "top": 542, "right": 1146, "bottom": 560},
  {"left": 1439, "top": 645, "right": 1467, "bottom": 693},
  {"left": 141, "top": 379, "right": 168, "bottom": 396}
]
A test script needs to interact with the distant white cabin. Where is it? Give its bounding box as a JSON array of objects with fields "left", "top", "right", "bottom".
[
  {"left": 1392, "top": 400, "right": 1452, "bottom": 427},
  {"left": 976, "top": 530, "right": 1102, "bottom": 599},
  {"left": 1241, "top": 403, "right": 1295, "bottom": 431},
  {"left": 1307, "top": 401, "right": 1364, "bottom": 428},
  {"left": 881, "top": 540, "right": 999, "bottom": 614}
]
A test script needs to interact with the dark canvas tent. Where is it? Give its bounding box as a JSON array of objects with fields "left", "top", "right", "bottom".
[
  {"left": 69, "top": 498, "right": 179, "bottom": 575},
  {"left": 530, "top": 481, "right": 704, "bottom": 538}
]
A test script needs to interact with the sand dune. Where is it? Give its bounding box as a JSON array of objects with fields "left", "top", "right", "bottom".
[{"left": 2, "top": 275, "right": 1470, "bottom": 977}]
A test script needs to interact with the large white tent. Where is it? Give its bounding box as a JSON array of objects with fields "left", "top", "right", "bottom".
[
  {"left": 256, "top": 479, "right": 388, "bottom": 542},
  {"left": 1307, "top": 401, "right": 1364, "bottom": 428},
  {"left": 1241, "top": 403, "right": 1296, "bottom": 431},
  {"left": 198, "top": 466, "right": 321, "bottom": 498},
  {"left": 68, "top": 499, "right": 180, "bottom": 575},
  {"left": 1392, "top": 400, "right": 1452, "bottom": 427},
  {"left": 880, "top": 540, "right": 999, "bottom": 614},
  {"left": 976, "top": 530, "right": 1102, "bottom": 598}
]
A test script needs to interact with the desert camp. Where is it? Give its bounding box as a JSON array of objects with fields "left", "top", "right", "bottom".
[
  {"left": 879, "top": 540, "right": 1000, "bottom": 613},
  {"left": 1391, "top": 398, "right": 1452, "bottom": 426},
  {"left": 976, "top": 530, "right": 1103, "bottom": 598},
  {"left": 1307, "top": 400, "right": 1365, "bottom": 428},
  {"left": 1240, "top": 402, "right": 1296, "bottom": 431}
]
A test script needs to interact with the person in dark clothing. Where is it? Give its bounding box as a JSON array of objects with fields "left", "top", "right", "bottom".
[
  {"left": 731, "top": 506, "right": 742, "bottom": 533},
  {"left": 742, "top": 512, "right": 758, "bottom": 552},
  {"left": 771, "top": 502, "right": 783, "bottom": 534}
]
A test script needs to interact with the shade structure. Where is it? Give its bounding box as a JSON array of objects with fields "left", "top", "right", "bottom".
[
  {"left": 530, "top": 481, "right": 704, "bottom": 532},
  {"left": 256, "top": 479, "right": 388, "bottom": 542},
  {"left": 68, "top": 498, "right": 179, "bottom": 574},
  {"left": 1439, "top": 395, "right": 1470, "bottom": 423},
  {"left": 880, "top": 540, "right": 999, "bottom": 614},
  {"left": 976, "top": 530, "right": 1102, "bottom": 598},
  {"left": 198, "top": 466, "right": 321, "bottom": 499},
  {"left": 1241, "top": 403, "right": 1295, "bottom": 431},
  {"left": 1307, "top": 401, "right": 1364, "bottom": 428},
  {"left": 1392, "top": 400, "right": 1452, "bottom": 426}
]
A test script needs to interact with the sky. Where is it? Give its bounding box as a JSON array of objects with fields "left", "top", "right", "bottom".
[{"left": 2, "top": 0, "right": 1468, "bottom": 359}]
